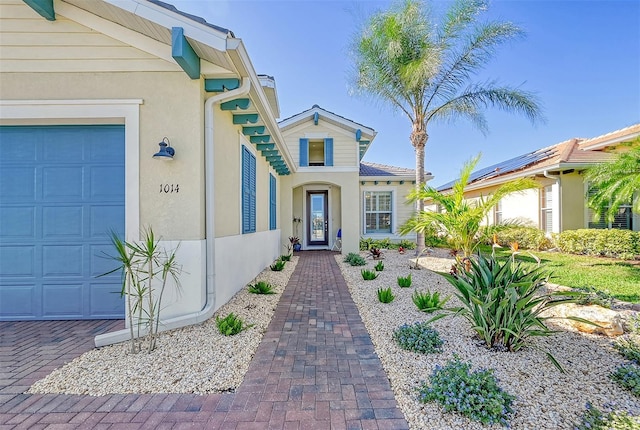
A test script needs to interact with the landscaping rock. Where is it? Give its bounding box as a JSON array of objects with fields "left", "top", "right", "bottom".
[{"left": 551, "top": 304, "right": 625, "bottom": 337}]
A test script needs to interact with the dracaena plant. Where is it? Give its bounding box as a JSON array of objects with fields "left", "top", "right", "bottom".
[{"left": 433, "top": 253, "right": 595, "bottom": 371}]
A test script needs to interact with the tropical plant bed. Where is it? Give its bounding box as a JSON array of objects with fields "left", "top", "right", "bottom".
[
  {"left": 336, "top": 251, "right": 639, "bottom": 429},
  {"left": 28, "top": 257, "right": 298, "bottom": 395},
  {"left": 477, "top": 245, "right": 640, "bottom": 303}
]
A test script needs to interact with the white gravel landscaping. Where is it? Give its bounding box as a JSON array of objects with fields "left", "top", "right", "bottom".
[
  {"left": 28, "top": 256, "right": 298, "bottom": 396},
  {"left": 335, "top": 250, "right": 639, "bottom": 429}
]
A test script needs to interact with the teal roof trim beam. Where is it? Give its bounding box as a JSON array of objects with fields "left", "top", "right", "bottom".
[
  {"left": 24, "top": 0, "right": 55, "bottom": 20},
  {"left": 233, "top": 114, "right": 259, "bottom": 125},
  {"left": 220, "top": 98, "right": 250, "bottom": 110},
  {"left": 256, "top": 143, "right": 275, "bottom": 151},
  {"left": 250, "top": 135, "right": 270, "bottom": 144},
  {"left": 172, "top": 27, "right": 200, "bottom": 79},
  {"left": 204, "top": 78, "right": 240, "bottom": 92},
  {"left": 242, "top": 126, "right": 265, "bottom": 136}
]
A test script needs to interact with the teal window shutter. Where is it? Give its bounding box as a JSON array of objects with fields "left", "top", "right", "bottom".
[
  {"left": 299, "top": 138, "right": 309, "bottom": 167},
  {"left": 324, "top": 137, "right": 333, "bottom": 166},
  {"left": 269, "top": 174, "right": 276, "bottom": 230},
  {"left": 242, "top": 146, "right": 256, "bottom": 233}
]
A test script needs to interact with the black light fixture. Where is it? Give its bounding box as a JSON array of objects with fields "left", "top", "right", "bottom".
[{"left": 153, "top": 137, "right": 175, "bottom": 160}]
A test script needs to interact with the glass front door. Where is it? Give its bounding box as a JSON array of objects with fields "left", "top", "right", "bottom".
[{"left": 307, "top": 191, "right": 328, "bottom": 246}]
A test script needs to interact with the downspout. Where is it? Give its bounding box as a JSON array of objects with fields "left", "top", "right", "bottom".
[
  {"left": 95, "top": 79, "right": 251, "bottom": 347},
  {"left": 543, "top": 170, "right": 562, "bottom": 232}
]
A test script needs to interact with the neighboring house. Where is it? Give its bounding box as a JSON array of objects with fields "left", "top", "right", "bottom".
[
  {"left": 0, "top": 0, "right": 424, "bottom": 343},
  {"left": 433, "top": 124, "right": 640, "bottom": 234}
]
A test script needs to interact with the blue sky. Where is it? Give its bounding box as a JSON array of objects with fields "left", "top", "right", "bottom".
[{"left": 174, "top": 0, "right": 639, "bottom": 186}]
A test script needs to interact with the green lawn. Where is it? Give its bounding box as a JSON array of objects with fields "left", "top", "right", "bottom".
[{"left": 476, "top": 245, "right": 640, "bottom": 303}]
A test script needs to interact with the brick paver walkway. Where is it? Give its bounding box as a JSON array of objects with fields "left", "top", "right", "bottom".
[{"left": 0, "top": 251, "right": 409, "bottom": 429}]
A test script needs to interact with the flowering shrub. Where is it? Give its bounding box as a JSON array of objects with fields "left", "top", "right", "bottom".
[
  {"left": 393, "top": 322, "right": 443, "bottom": 354},
  {"left": 418, "top": 356, "right": 514, "bottom": 426},
  {"left": 611, "top": 363, "right": 640, "bottom": 397}
]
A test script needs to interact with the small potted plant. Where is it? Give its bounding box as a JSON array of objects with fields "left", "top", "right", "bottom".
[{"left": 289, "top": 236, "right": 301, "bottom": 252}]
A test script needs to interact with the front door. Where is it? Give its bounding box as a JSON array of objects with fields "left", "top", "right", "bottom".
[{"left": 307, "top": 191, "right": 328, "bottom": 246}]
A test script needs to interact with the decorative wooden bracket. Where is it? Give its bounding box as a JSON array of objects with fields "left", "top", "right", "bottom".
[{"left": 172, "top": 27, "right": 200, "bottom": 79}]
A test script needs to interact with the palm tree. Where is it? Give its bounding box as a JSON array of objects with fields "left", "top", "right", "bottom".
[
  {"left": 400, "top": 154, "right": 536, "bottom": 258},
  {"left": 585, "top": 141, "right": 640, "bottom": 223},
  {"left": 350, "top": 0, "right": 543, "bottom": 254}
]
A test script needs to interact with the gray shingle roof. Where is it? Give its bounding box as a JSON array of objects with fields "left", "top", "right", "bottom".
[
  {"left": 146, "top": 0, "right": 233, "bottom": 36},
  {"left": 360, "top": 162, "right": 420, "bottom": 177}
]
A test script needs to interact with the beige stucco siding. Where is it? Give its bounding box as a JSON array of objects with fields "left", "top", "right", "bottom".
[
  {"left": 282, "top": 121, "right": 359, "bottom": 168},
  {"left": 499, "top": 188, "right": 540, "bottom": 226},
  {"left": 0, "top": 70, "right": 205, "bottom": 241},
  {"left": 213, "top": 113, "right": 281, "bottom": 238},
  {"left": 0, "top": 1, "right": 181, "bottom": 73}
]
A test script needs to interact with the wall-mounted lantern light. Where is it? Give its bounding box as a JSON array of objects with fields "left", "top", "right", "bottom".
[{"left": 153, "top": 137, "right": 175, "bottom": 160}]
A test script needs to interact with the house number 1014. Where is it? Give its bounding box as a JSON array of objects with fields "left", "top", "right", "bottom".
[{"left": 160, "top": 184, "right": 179, "bottom": 193}]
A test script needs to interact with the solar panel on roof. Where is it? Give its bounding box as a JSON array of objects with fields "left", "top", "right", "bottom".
[{"left": 436, "top": 147, "right": 556, "bottom": 191}]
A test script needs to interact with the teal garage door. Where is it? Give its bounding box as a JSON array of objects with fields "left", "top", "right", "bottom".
[{"left": 0, "top": 125, "right": 125, "bottom": 320}]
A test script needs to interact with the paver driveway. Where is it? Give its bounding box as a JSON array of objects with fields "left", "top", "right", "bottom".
[{"left": 0, "top": 251, "right": 409, "bottom": 429}]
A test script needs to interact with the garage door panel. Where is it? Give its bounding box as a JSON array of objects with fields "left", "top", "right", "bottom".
[
  {"left": 42, "top": 245, "right": 83, "bottom": 276},
  {"left": 90, "top": 244, "right": 119, "bottom": 277},
  {"left": 0, "top": 246, "right": 35, "bottom": 276},
  {"left": 42, "top": 283, "right": 83, "bottom": 317},
  {"left": 0, "top": 285, "right": 36, "bottom": 317},
  {"left": 0, "top": 167, "right": 36, "bottom": 200},
  {"left": 90, "top": 283, "right": 124, "bottom": 316},
  {"left": 42, "top": 206, "right": 84, "bottom": 238},
  {"left": 0, "top": 125, "right": 125, "bottom": 320},
  {"left": 42, "top": 167, "right": 84, "bottom": 200},
  {"left": 89, "top": 166, "right": 125, "bottom": 200},
  {"left": 90, "top": 205, "right": 124, "bottom": 238},
  {"left": 0, "top": 129, "right": 38, "bottom": 162},
  {"left": 42, "top": 132, "right": 85, "bottom": 162},
  {"left": 0, "top": 207, "right": 35, "bottom": 238}
]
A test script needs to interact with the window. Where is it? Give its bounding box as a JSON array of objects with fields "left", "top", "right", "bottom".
[
  {"left": 299, "top": 138, "right": 333, "bottom": 167},
  {"left": 540, "top": 186, "right": 553, "bottom": 233},
  {"left": 587, "top": 185, "right": 633, "bottom": 230},
  {"left": 242, "top": 146, "right": 256, "bottom": 234},
  {"left": 364, "top": 191, "right": 392, "bottom": 233},
  {"left": 494, "top": 199, "right": 503, "bottom": 225},
  {"left": 269, "top": 173, "right": 276, "bottom": 230}
]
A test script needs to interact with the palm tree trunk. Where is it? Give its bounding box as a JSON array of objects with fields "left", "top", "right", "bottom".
[{"left": 411, "top": 120, "right": 428, "bottom": 255}]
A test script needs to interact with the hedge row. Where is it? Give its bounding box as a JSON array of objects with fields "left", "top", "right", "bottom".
[{"left": 553, "top": 229, "right": 640, "bottom": 260}]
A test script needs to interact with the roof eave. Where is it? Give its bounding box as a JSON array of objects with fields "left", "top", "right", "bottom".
[{"left": 580, "top": 131, "right": 640, "bottom": 150}]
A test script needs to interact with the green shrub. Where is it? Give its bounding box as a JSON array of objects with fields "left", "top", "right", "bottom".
[
  {"left": 614, "top": 336, "right": 640, "bottom": 364},
  {"left": 393, "top": 322, "right": 443, "bottom": 354},
  {"left": 248, "top": 281, "right": 275, "bottom": 295},
  {"left": 574, "top": 402, "right": 639, "bottom": 430},
  {"left": 270, "top": 260, "right": 285, "bottom": 271},
  {"left": 344, "top": 252, "right": 366, "bottom": 266},
  {"left": 554, "top": 229, "right": 640, "bottom": 260},
  {"left": 611, "top": 363, "right": 640, "bottom": 397},
  {"left": 361, "top": 269, "right": 378, "bottom": 280},
  {"left": 439, "top": 254, "right": 587, "bottom": 371},
  {"left": 487, "top": 226, "right": 552, "bottom": 251},
  {"left": 397, "top": 274, "right": 412, "bottom": 288},
  {"left": 418, "top": 356, "right": 514, "bottom": 426},
  {"left": 279, "top": 254, "right": 291, "bottom": 262},
  {"left": 216, "top": 313, "right": 254, "bottom": 336},
  {"left": 374, "top": 261, "right": 384, "bottom": 271},
  {"left": 377, "top": 287, "right": 395, "bottom": 303},
  {"left": 412, "top": 290, "right": 449, "bottom": 313},
  {"left": 359, "top": 238, "right": 417, "bottom": 251}
]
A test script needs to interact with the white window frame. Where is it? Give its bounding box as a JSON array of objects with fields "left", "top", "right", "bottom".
[
  {"left": 362, "top": 187, "right": 395, "bottom": 235},
  {"left": 540, "top": 185, "right": 553, "bottom": 233}
]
